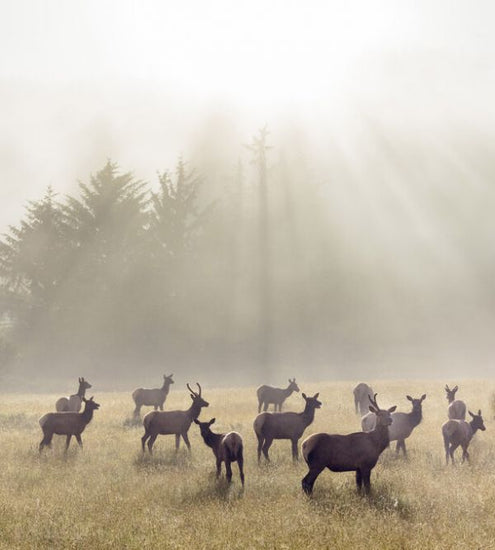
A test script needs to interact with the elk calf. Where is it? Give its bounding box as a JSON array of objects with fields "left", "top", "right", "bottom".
[
  {"left": 445, "top": 384, "right": 466, "bottom": 420},
  {"left": 254, "top": 392, "right": 321, "bottom": 462},
  {"left": 442, "top": 410, "right": 486, "bottom": 465},
  {"left": 132, "top": 374, "right": 174, "bottom": 417},
  {"left": 353, "top": 383, "right": 374, "bottom": 416},
  {"left": 194, "top": 418, "right": 244, "bottom": 486},
  {"left": 40, "top": 396, "right": 100, "bottom": 453},
  {"left": 256, "top": 378, "right": 299, "bottom": 413},
  {"left": 301, "top": 394, "right": 396, "bottom": 495},
  {"left": 56, "top": 377, "right": 92, "bottom": 412},
  {"left": 361, "top": 394, "right": 426, "bottom": 456}
]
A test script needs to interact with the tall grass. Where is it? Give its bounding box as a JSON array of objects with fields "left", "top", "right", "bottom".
[{"left": 0, "top": 380, "right": 494, "bottom": 549}]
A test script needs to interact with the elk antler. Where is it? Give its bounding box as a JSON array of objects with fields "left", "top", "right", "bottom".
[
  {"left": 368, "top": 393, "right": 379, "bottom": 410},
  {"left": 186, "top": 383, "right": 197, "bottom": 396},
  {"left": 196, "top": 383, "right": 202, "bottom": 397}
]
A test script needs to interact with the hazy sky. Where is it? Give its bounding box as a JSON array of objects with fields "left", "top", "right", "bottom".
[{"left": 1, "top": 0, "right": 494, "bottom": 227}]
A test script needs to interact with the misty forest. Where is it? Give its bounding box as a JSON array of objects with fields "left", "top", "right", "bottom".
[{"left": 2, "top": 124, "right": 495, "bottom": 387}]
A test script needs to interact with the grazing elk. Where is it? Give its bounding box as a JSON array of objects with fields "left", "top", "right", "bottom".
[
  {"left": 254, "top": 392, "right": 321, "bottom": 462},
  {"left": 442, "top": 409, "right": 486, "bottom": 465},
  {"left": 56, "top": 377, "right": 92, "bottom": 412},
  {"left": 141, "top": 383, "right": 208, "bottom": 453},
  {"left": 132, "top": 374, "right": 174, "bottom": 417},
  {"left": 445, "top": 384, "right": 466, "bottom": 420},
  {"left": 39, "top": 396, "right": 100, "bottom": 453},
  {"left": 361, "top": 394, "right": 426, "bottom": 456},
  {"left": 194, "top": 418, "right": 244, "bottom": 486},
  {"left": 301, "top": 394, "right": 396, "bottom": 495},
  {"left": 256, "top": 378, "right": 299, "bottom": 413},
  {"left": 353, "top": 382, "right": 374, "bottom": 416}
]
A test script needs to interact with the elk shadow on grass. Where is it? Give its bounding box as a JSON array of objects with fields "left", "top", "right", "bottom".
[
  {"left": 177, "top": 475, "right": 244, "bottom": 505},
  {"left": 304, "top": 481, "right": 413, "bottom": 521},
  {"left": 133, "top": 448, "right": 194, "bottom": 472}
]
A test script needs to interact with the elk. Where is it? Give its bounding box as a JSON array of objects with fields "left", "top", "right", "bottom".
[
  {"left": 256, "top": 378, "right": 299, "bottom": 413},
  {"left": 55, "top": 377, "right": 92, "bottom": 412},
  {"left": 353, "top": 382, "right": 374, "bottom": 416},
  {"left": 442, "top": 409, "right": 486, "bottom": 465},
  {"left": 445, "top": 384, "right": 466, "bottom": 420},
  {"left": 141, "top": 383, "right": 208, "bottom": 453},
  {"left": 361, "top": 394, "right": 426, "bottom": 456},
  {"left": 39, "top": 396, "right": 100, "bottom": 453},
  {"left": 132, "top": 374, "right": 174, "bottom": 417},
  {"left": 301, "top": 394, "right": 396, "bottom": 495},
  {"left": 194, "top": 418, "right": 244, "bottom": 486},
  {"left": 254, "top": 392, "right": 321, "bottom": 462}
]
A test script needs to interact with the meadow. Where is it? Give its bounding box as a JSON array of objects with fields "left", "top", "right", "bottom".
[{"left": 1, "top": 380, "right": 495, "bottom": 549}]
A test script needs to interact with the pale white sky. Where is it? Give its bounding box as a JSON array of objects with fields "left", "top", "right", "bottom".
[{"left": 1, "top": 0, "right": 494, "bottom": 226}]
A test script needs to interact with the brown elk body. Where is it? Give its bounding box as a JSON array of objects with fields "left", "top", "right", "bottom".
[
  {"left": 353, "top": 382, "right": 374, "bottom": 415},
  {"left": 442, "top": 410, "right": 486, "bottom": 464},
  {"left": 256, "top": 378, "right": 299, "bottom": 413},
  {"left": 40, "top": 396, "right": 100, "bottom": 453},
  {"left": 361, "top": 394, "right": 426, "bottom": 456},
  {"left": 55, "top": 377, "right": 92, "bottom": 412},
  {"left": 194, "top": 418, "right": 244, "bottom": 486},
  {"left": 132, "top": 374, "right": 174, "bottom": 417},
  {"left": 254, "top": 393, "right": 321, "bottom": 462},
  {"left": 301, "top": 394, "right": 396, "bottom": 495},
  {"left": 141, "top": 383, "right": 208, "bottom": 453},
  {"left": 445, "top": 384, "right": 466, "bottom": 420}
]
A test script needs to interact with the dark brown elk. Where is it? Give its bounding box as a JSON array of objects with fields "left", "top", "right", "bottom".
[
  {"left": 132, "top": 374, "right": 174, "bottom": 417},
  {"left": 40, "top": 396, "right": 100, "bottom": 453},
  {"left": 256, "top": 378, "right": 299, "bottom": 413},
  {"left": 141, "top": 383, "right": 208, "bottom": 453},
  {"left": 254, "top": 392, "right": 321, "bottom": 462},
  {"left": 56, "top": 377, "right": 92, "bottom": 412},
  {"left": 353, "top": 382, "right": 374, "bottom": 415},
  {"left": 445, "top": 384, "right": 466, "bottom": 420},
  {"left": 194, "top": 418, "right": 244, "bottom": 486},
  {"left": 301, "top": 394, "right": 396, "bottom": 495},
  {"left": 442, "top": 410, "right": 486, "bottom": 465},
  {"left": 361, "top": 394, "right": 426, "bottom": 456}
]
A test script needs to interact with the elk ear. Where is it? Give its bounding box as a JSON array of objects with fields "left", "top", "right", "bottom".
[
  {"left": 209, "top": 418, "right": 216, "bottom": 425},
  {"left": 468, "top": 411, "right": 474, "bottom": 418},
  {"left": 453, "top": 385, "right": 458, "bottom": 392},
  {"left": 369, "top": 405, "right": 377, "bottom": 413},
  {"left": 406, "top": 395, "right": 413, "bottom": 401},
  {"left": 314, "top": 393, "right": 319, "bottom": 399},
  {"left": 193, "top": 419, "right": 200, "bottom": 424},
  {"left": 421, "top": 394, "right": 426, "bottom": 401},
  {"left": 445, "top": 385, "right": 449, "bottom": 391},
  {"left": 478, "top": 409, "right": 482, "bottom": 416},
  {"left": 190, "top": 394, "right": 194, "bottom": 400},
  {"left": 388, "top": 406, "right": 397, "bottom": 413},
  {"left": 302, "top": 393, "right": 307, "bottom": 399}
]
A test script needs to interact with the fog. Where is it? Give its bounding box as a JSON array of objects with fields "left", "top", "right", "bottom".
[{"left": 1, "top": 1, "right": 495, "bottom": 389}]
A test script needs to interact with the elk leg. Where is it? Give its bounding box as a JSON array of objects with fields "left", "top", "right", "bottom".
[
  {"left": 362, "top": 469, "right": 372, "bottom": 494},
  {"left": 301, "top": 465, "right": 324, "bottom": 495},
  {"left": 175, "top": 434, "right": 181, "bottom": 450},
  {"left": 262, "top": 438, "right": 272, "bottom": 461},
  {"left": 65, "top": 435, "right": 72, "bottom": 452},
  {"left": 75, "top": 434, "right": 83, "bottom": 448},
  {"left": 291, "top": 439, "right": 299, "bottom": 461},
  {"left": 256, "top": 435, "right": 263, "bottom": 463},
  {"left": 147, "top": 434, "right": 158, "bottom": 453},
  {"left": 238, "top": 456, "right": 245, "bottom": 486},
  {"left": 141, "top": 432, "right": 150, "bottom": 452},
  {"left": 133, "top": 406, "right": 141, "bottom": 417},
  {"left": 258, "top": 401, "right": 262, "bottom": 413},
  {"left": 182, "top": 432, "right": 191, "bottom": 451},
  {"left": 225, "top": 461, "right": 233, "bottom": 483},
  {"left": 462, "top": 446, "right": 470, "bottom": 463},
  {"left": 263, "top": 402, "right": 269, "bottom": 412},
  {"left": 216, "top": 458, "right": 222, "bottom": 478},
  {"left": 39, "top": 434, "right": 52, "bottom": 453},
  {"left": 449, "top": 443, "right": 459, "bottom": 465},
  {"left": 356, "top": 469, "right": 362, "bottom": 490},
  {"left": 154, "top": 405, "right": 158, "bottom": 411}
]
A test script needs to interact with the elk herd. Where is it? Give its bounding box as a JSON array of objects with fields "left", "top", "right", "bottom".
[{"left": 38, "top": 376, "right": 487, "bottom": 496}]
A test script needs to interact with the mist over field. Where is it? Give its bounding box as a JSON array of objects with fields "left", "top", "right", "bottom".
[{"left": 1, "top": 1, "right": 495, "bottom": 390}]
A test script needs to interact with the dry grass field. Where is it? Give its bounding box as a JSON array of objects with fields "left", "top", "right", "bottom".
[{"left": 1, "top": 380, "right": 494, "bottom": 549}]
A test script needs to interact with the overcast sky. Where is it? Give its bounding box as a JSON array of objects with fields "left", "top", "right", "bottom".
[{"left": 1, "top": 0, "right": 494, "bottom": 227}]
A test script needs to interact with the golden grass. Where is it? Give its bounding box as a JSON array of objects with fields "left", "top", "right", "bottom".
[{"left": 0, "top": 380, "right": 494, "bottom": 549}]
